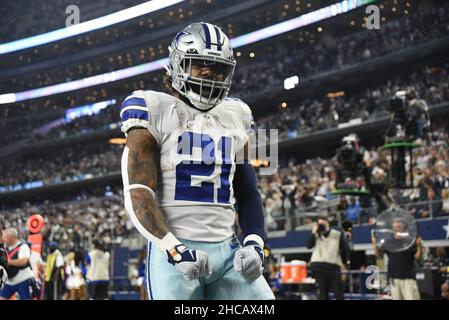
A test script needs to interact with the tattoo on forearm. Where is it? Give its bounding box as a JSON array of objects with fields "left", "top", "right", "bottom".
[{"left": 126, "top": 129, "right": 168, "bottom": 239}]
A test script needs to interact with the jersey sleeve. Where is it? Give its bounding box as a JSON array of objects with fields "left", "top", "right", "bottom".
[
  {"left": 120, "top": 90, "right": 161, "bottom": 145},
  {"left": 240, "top": 101, "right": 256, "bottom": 142}
]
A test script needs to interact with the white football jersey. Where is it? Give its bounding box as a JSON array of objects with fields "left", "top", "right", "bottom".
[{"left": 120, "top": 90, "right": 254, "bottom": 242}]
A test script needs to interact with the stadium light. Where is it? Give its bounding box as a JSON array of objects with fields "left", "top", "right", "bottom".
[
  {"left": 65, "top": 99, "right": 117, "bottom": 122},
  {"left": 230, "top": 0, "right": 375, "bottom": 48},
  {"left": 0, "top": 0, "right": 185, "bottom": 55},
  {"left": 284, "top": 76, "right": 299, "bottom": 90},
  {"left": 0, "top": 58, "right": 168, "bottom": 104},
  {"left": 0, "top": 0, "right": 375, "bottom": 105}
]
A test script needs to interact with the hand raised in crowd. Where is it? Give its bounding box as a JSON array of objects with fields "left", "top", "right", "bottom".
[{"left": 312, "top": 223, "right": 319, "bottom": 235}]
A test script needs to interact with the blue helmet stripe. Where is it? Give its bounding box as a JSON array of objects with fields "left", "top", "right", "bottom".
[
  {"left": 201, "top": 23, "right": 211, "bottom": 49},
  {"left": 213, "top": 26, "right": 222, "bottom": 51}
]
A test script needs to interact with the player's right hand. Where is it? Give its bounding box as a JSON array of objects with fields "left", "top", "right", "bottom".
[{"left": 166, "top": 244, "right": 212, "bottom": 281}]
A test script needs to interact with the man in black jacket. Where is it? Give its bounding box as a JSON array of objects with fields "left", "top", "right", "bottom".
[{"left": 307, "top": 216, "right": 349, "bottom": 300}]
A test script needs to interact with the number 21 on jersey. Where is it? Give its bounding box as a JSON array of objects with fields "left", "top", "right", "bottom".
[{"left": 175, "top": 131, "right": 233, "bottom": 204}]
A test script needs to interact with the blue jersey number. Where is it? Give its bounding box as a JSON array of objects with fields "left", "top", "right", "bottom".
[{"left": 175, "top": 132, "right": 232, "bottom": 204}]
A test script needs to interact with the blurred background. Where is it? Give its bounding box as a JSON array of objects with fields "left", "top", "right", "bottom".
[{"left": 0, "top": 0, "right": 448, "bottom": 300}]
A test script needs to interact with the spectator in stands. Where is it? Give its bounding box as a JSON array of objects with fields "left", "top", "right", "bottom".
[
  {"left": 433, "top": 247, "right": 449, "bottom": 268},
  {"left": 86, "top": 239, "right": 110, "bottom": 300},
  {"left": 416, "top": 170, "right": 441, "bottom": 218},
  {"left": 307, "top": 216, "right": 349, "bottom": 300},
  {"left": 264, "top": 198, "right": 279, "bottom": 232},
  {"left": 442, "top": 189, "right": 449, "bottom": 215},
  {"left": 345, "top": 197, "right": 363, "bottom": 223},
  {"left": 371, "top": 221, "right": 424, "bottom": 300}
]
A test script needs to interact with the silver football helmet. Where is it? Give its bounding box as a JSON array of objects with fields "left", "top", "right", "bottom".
[{"left": 167, "top": 22, "right": 236, "bottom": 111}]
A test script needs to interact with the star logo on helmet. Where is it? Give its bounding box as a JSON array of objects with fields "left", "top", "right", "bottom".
[{"left": 175, "top": 30, "right": 191, "bottom": 43}]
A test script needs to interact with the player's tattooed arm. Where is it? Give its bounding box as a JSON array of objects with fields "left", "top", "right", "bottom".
[
  {"left": 124, "top": 128, "right": 212, "bottom": 280},
  {"left": 126, "top": 128, "right": 168, "bottom": 239}
]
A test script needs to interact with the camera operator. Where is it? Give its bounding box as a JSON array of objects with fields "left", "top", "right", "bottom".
[
  {"left": 307, "top": 216, "right": 349, "bottom": 300},
  {"left": 336, "top": 134, "right": 369, "bottom": 190},
  {"left": 371, "top": 218, "right": 423, "bottom": 300},
  {"left": 406, "top": 87, "right": 431, "bottom": 142},
  {"left": 386, "top": 87, "right": 431, "bottom": 143}
]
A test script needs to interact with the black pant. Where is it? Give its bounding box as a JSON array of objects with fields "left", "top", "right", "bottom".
[
  {"left": 44, "top": 279, "right": 62, "bottom": 300},
  {"left": 89, "top": 282, "right": 109, "bottom": 300},
  {"left": 314, "top": 270, "right": 344, "bottom": 300}
]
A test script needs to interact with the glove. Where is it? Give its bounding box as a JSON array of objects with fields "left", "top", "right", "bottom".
[
  {"left": 233, "top": 240, "right": 264, "bottom": 283},
  {"left": 167, "top": 244, "right": 212, "bottom": 281}
]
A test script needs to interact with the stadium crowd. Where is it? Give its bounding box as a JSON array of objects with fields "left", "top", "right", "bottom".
[
  {"left": 0, "top": 186, "right": 133, "bottom": 300},
  {"left": 1, "top": 60, "right": 448, "bottom": 192},
  {"left": 1, "top": 0, "right": 149, "bottom": 43},
  {"left": 234, "top": 2, "right": 449, "bottom": 98},
  {"left": 0, "top": 112, "right": 63, "bottom": 146},
  {"left": 260, "top": 125, "right": 449, "bottom": 232},
  {"left": 1, "top": 0, "right": 448, "bottom": 302},
  {"left": 35, "top": 103, "right": 121, "bottom": 141},
  {"left": 0, "top": 143, "right": 122, "bottom": 191},
  {"left": 256, "top": 62, "right": 449, "bottom": 140},
  {"left": 0, "top": 187, "right": 131, "bottom": 251},
  {"left": 0, "top": 0, "right": 244, "bottom": 71},
  {"left": 33, "top": 60, "right": 449, "bottom": 143},
  {"left": 1, "top": 0, "right": 448, "bottom": 122},
  {"left": 1, "top": 125, "right": 448, "bottom": 298},
  {"left": 2, "top": 123, "right": 448, "bottom": 231}
]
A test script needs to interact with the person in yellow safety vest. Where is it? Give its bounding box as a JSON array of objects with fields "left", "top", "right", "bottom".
[{"left": 43, "top": 242, "right": 65, "bottom": 300}]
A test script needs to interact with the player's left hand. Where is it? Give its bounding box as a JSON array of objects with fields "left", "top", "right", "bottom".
[{"left": 233, "top": 241, "right": 264, "bottom": 283}]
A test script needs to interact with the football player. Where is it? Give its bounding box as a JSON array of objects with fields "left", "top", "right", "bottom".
[{"left": 120, "top": 22, "right": 274, "bottom": 300}]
